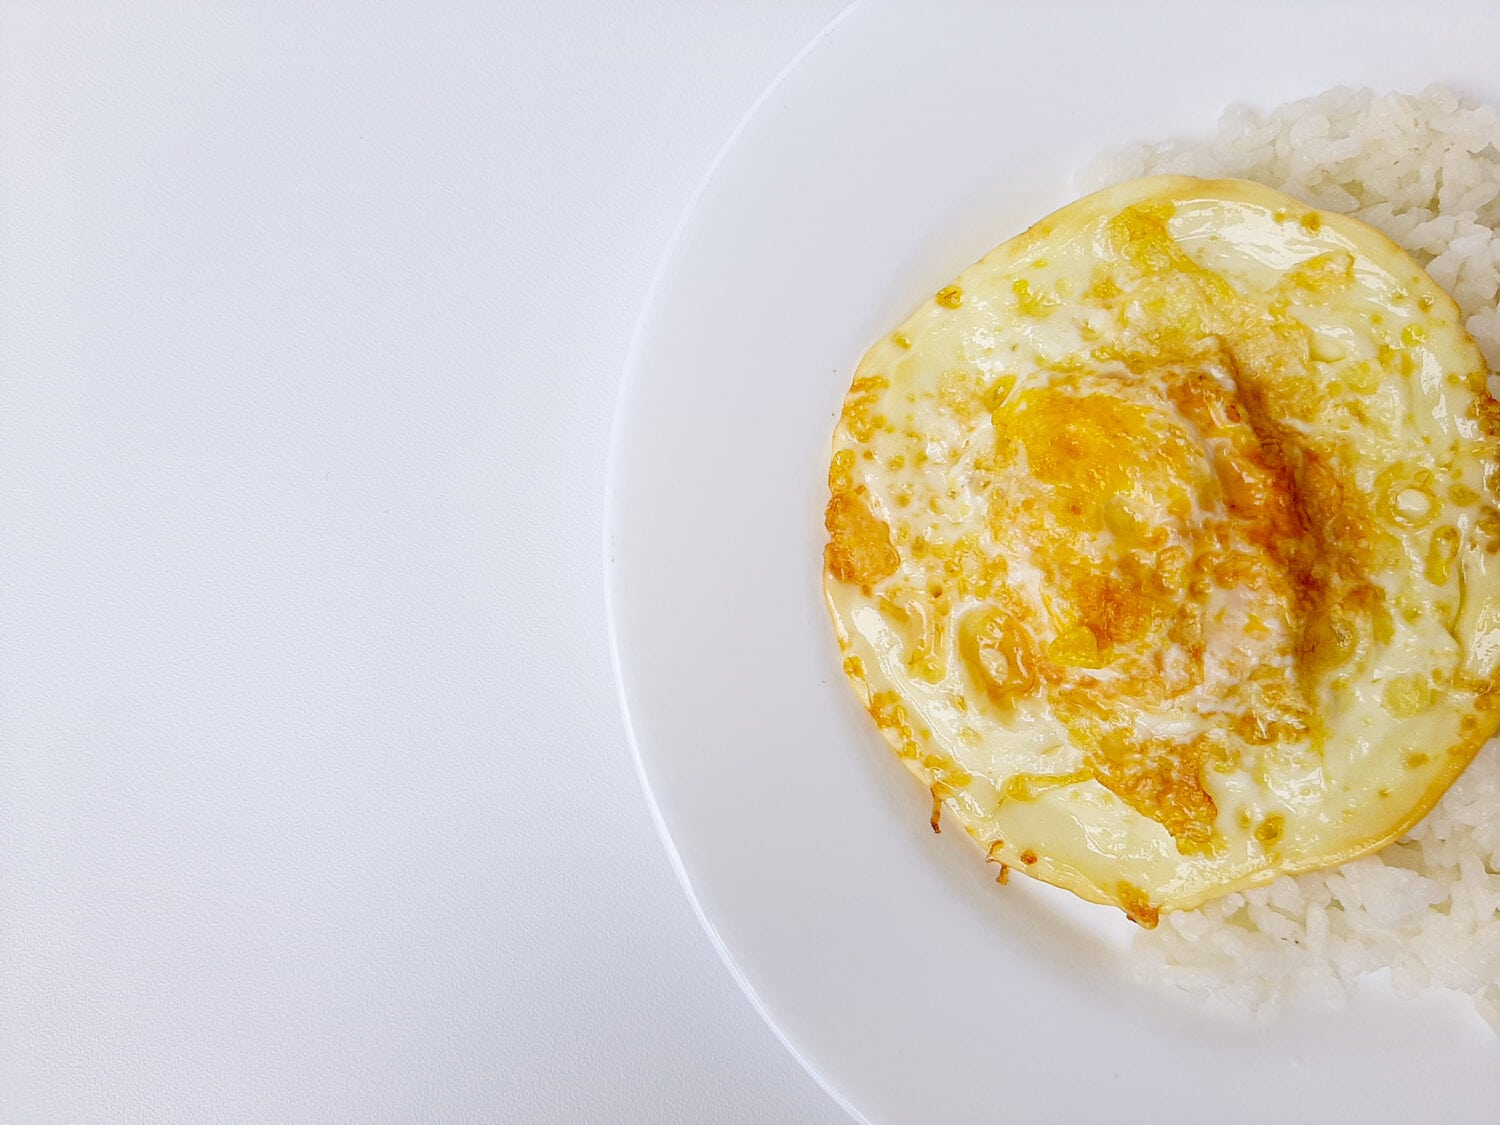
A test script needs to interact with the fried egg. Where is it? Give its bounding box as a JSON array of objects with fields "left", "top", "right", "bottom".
[{"left": 823, "top": 176, "right": 1500, "bottom": 924}]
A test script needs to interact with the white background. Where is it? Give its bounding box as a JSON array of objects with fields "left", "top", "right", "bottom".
[{"left": 0, "top": 3, "right": 848, "bottom": 1121}]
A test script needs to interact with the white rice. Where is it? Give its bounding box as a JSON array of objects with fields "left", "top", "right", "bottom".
[{"left": 1082, "top": 86, "right": 1500, "bottom": 1028}]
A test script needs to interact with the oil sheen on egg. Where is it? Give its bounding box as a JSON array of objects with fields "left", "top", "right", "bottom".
[{"left": 823, "top": 175, "right": 1500, "bottom": 925}]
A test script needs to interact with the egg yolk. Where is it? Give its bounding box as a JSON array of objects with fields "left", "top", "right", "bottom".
[{"left": 980, "top": 357, "right": 1332, "bottom": 851}]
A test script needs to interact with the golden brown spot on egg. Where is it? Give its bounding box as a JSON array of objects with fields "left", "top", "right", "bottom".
[
  {"left": 824, "top": 490, "right": 899, "bottom": 586},
  {"left": 1019, "top": 849, "right": 1038, "bottom": 865},
  {"left": 1003, "top": 769, "right": 1092, "bottom": 802},
  {"left": 1255, "top": 814, "right": 1284, "bottom": 847},
  {"left": 1117, "top": 882, "right": 1160, "bottom": 929},
  {"left": 1283, "top": 250, "right": 1354, "bottom": 297},
  {"left": 1105, "top": 202, "right": 1199, "bottom": 282},
  {"left": 936, "top": 285, "right": 963, "bottom": 309},
  {"left": 1473, "top": 394, "right": 1500, "bottom": 439},
  {"left": 1481, "top": 507, "right": 1500, "bottom": 552},
  {"left": 840, "top": 375, "right": 889, "bottom": 443},
  {"left": 1383, "top": 674, "right": 1434, "bottom": 718},
  {"left": 828, "top": 448, "right": 855, "bottom": 492},
  {"left": 1047, "top": 625, "right": 1104, "bottom": 669},
  {"left": 1298, "top": 604, "right": 1361, "bottom": 677},
  {"left": 1012, "top": 278, "right": 1059, "bottom": 317},
  {"left": 1067, "top": 571, "right": 1157, "bottom": 650},
  {"left": 1087, "top": 272, "right": 1122, "bottom": 303},
  {"left": 1427, "top": 525, "right": 1460, "bottom": 585},
  {"left": 868, "top": 692, "right": 905, "bottom": 729},
  {"left": 867, "top": 691, "right": 922, "bottom": 761},
  {"left": 1090, "top": 731, "right": 1218, "bottom": 853}
]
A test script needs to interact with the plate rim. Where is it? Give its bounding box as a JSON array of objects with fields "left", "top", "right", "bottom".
[{"left": 602, "top": 3, "right": 866, "bottom": 1121}]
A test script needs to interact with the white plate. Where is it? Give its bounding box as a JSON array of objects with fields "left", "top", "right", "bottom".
[{"left": 606, "top": 3, "right": 1500, "bottom": 1120}]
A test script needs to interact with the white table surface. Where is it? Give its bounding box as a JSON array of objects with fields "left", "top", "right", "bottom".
[{"left": 0, "top": 3, "right": 850, "bottom": 1121}]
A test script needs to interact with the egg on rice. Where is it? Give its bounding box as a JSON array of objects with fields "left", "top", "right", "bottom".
[{"left": 824, "top": 172, "right": 1500, "bottom": 924}]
